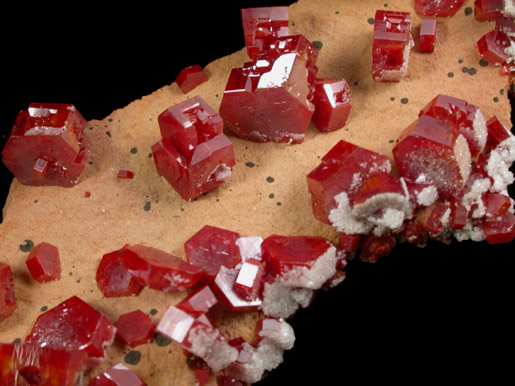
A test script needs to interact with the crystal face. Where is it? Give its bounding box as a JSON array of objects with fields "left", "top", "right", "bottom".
[
  {"left": 175, "top": 65, "right": 209, "bottom": 94},
  {"left": 474, "top": 0, "right": 505, "bottom": 21},
  {"left": 25, "top": 242, "right": 61, "bottom": 283},
  {"left": 311, "top": 78, "right": 352, "bottom": 132},
  {"left": 152, "top": 97, "right": 235, "bottom": 201},
  {"left": 372, "top": 10, "right": 414, "bottom": 82},
  {"left": 0, "top": 262, "right": 17, "bottom": 322},
  {"left": 414, "top": 0, "right": 466, "bottom": 17},
  {"left": 477, "top": 30, "right": 511, "bottom": 66},
  {"left": 177, "top": 284, "right": 218, "bottom": 316},
  {"left": 115, "top": 310, "right": 156, "bottom": 348},
  {"left": 219, "top": 35, "right": 319, "bottom": 144},
  {"left": 89, "top": 363, "right": 147, "bottom": 386},
  {"left": 419, "top": 18, "right": 437, "bottom": 53},
  {"left": 1, "top": 103, "right": 90, "bottom": 187},
  {"left": 25, "top": 295, "right": 116, "bottom": 367}
]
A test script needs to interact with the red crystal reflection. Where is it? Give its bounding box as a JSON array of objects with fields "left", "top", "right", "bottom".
[
  {"left": 184, "top": 225, "right": 242, "bottom": 281},
  {"left": 474, "top": 0, "right": 505, "bottom": 21},
  {"left": 311, "top": 78, "right": 352, "bottom": 132},
  {"left": 486, "top": 116, "right": 512, "bottom": 151},
  {"left": 0, "top": 262, "right": 17, "bottom": 322},
  {"left": 419, "top": 19, "right": 437, "bottom": 53},
  {"left": 306, "top": 139, "right": 391, "bottom": 224},
  {"left": 124, "top": 244, "right": 202, "bottom": 292},
  {"left": 1, "top": 103, "right": 90, "bottom": 187},
  {"left": 415, "top": 0, "right": 466, "bottom": 17},
  {"left": 213, "top": 266, "right": 262, "bottom": 313},
  {"left": 89, "top": 363, "right": 146, "bottom": 386},
  {"left": 177, "top": 284, "right": 218, "bottom": 316},
  {"left": 96, "top": 247, "right": 143, "bottom": 298},
  {"left": 25, "top": 296, "right": 116, "bottom": 367},
  {"left": 241, "top": 6, "right": 289, "bottom": 60},
  {"left": 477, "top": 30, "right": 511, "bottom": 67},
  {"left": 0, "top": 343, "right": 88, "bottom": 386},
  {"left": 175, "top": 65, "right": 209, "bottom": 94},
  {"left": 483, "top": 192, "right": 512, "bottom": 218},
  {"left": 115, "top": 310, "right": 156, "bottom": 348},
  {"left": 372, "top": 10, "right": 413, "bottom": 82},
  {"left": 25, "top": 242, "right": 61, "bottom": 283},
  {"left": 152, "top": 97, "right": 235, "bottom": 201},
  {"left": 219, "top": 35, "right": 319, "bottom": 144},
  {"left": 233, "top": 258, "right": 266, "bottom": 301},
  {"left": 482, "top": 212, "right": 515, "bottom": 244}
]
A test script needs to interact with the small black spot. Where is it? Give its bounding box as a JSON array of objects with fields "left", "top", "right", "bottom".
[
  {"left": 88, "top": 126, "right": 94, "bottom": 130},
  {"left": 448, "top": 72, "right": 454, "bottom": 78},
  {"left": 245, "top": 162, "right": 255, "bottom": 168},
  {"left": 458, "top": 59, "right": 464, "bottom": 64},
  {"left": 12, "top": 338, "right": 21, "bottom": 344},
  {"left": 69, "top": 272, "right": 73, "bottom": 276},
  {"left": 494, "top": 97, "right": 499, "bottom": 102},
  {"left": 335, "top": 11, "right": 340, "bottom": 15},
  {"left": 124, "top": 350, "right": 141, "bottom": 365},
  {"left": 367, "top": 17, "right": 375, "bottom": 25},
  {"left": 276, "top": 202, "right": 282, "bottom": 206},
  {"left": 148, "top": 153, "right": 153, "bottom": 158},
  {"left": 266, "top": 176, "right": 275, "bottom": 183},
  {"left": 40, "top": 306, "right": 48, "bottom": 312},
  {"left": 108, "top": 118, "right": 113, "bottom": 122},
  {"left": 269, "top": 193, "right": 275, "bottom": 199},
  {"left": 105, "top": 131, "right": 111, "bottom": 137},
  {"left": 312, "top": 40, "right": 323, "bottom": 50},
  {"left": 354, "top": 81, "right": 359, "bottom": 86},
  {"left": 479, "top": 59, "right": 489, "bottom": 67},
  {"left": 464, "top": 7, "right": 473, "bottom": 16},
  {"left": 34, "top": 200, "right": 38, "bottom": 204},
  {"left": 215, "top": 94, "right": 219, "bottom": 98},
  {"left": 500, "top": 89, "right": 505, "bottom": 95},
  {"left": 462, "top": 66, "right": 469, "bottom": 73},
  {"left": 390, "top": 97, "right": 395, "bottom": 101},
  {"left": 181, "top": 207, "right": 185, "bottom": 212},
  {"left": 150, "top": 308, "right": 158, "bottom": 315},
  {"left": 130, "top": 147, "right": 138, "bottom": 154},
  {"left": 154, "top": 332, "right": 172, "bottom": 347},
  {"left": 19, "top": 239, "right": 34, "bottom": 252},
  {"left": 143, "top": 201, "right": 151, "bottom": 211},
  {"left": 76, "top": 279, "right": 81, "bottom": 284},
  {"left": 388, "top": 139, "right": 394, "bottom": 144},
  {"left": 400, "top": 98, "right": 409, "bottom": 104},
  {"left": 468, "top": 67, "right": 477, "bottom": 75}
]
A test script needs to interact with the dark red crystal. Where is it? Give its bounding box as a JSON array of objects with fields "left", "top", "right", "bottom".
[
  {"left": 0, "top": 262, "right": 17, "bottom": 322},
  {"left": 485, "top": 116, "right": 512, "bottom": 151},
  {"left": 233, "top": 258, "right": 266, "bottom": 301},
  {"left": 424, "top": 202, "right": 451, "bottom": 234},
  {"left": 89, "top": 363, "right": 147, "bottom": 386},
  {"left": 175, "top": 65, "right": 209, "bottom": 94},
  {"left": 419, "top": 18, "right": 437, "bottom": 53},
  {"left": 415, "top": 0, "right": 466, "bottom": 17},
  {"left": 25, "top": 242, "right": 61, "bottom": 283},
  {"left": 177, "top": 284, "right": 218, "bottom": 316},
  {"left": 450, "top": 201, "right": 468, "bottom": 230},
  {"left": 359, "top": 233, "right": 396, "bottom": 263},
  {"left": 117, "top": 170, "right": 134, "bottom": 179},
  {"left": 474, "top": 0, "right": 505, "bottom": 21},
  {"left": 115, "top": 310, "right": 156, "bottom": 348},
  {"left": 477, "top": 30, "right": 511, "bottom": 67},
  {"left": 311, "top": 78, "right": 352, "bottom": 132},
  {"left": 338, "top": 233, "right": 361, "bottom": 252},
  {"left": 483, "top": 192, "right": 512, "bottom": 218},
  {"left": 482, "top": 212, "right": 515, "bottom": 244}
]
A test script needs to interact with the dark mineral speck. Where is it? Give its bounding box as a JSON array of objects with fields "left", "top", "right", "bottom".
[
  {"left": 130, "top": 147, "right": 138, "bottom": 154},
  {"left": 143, "top": 201, "right": 151, "bottom": 211},
  {"left": 479, "top": 59, "right": 489, "bottom": 67},
  {"left": 266, "top": 176, "right": 275, "bottom": 183},
  {"left": 19, "top": 239, "right": 34, "bottom": 252},
  {"left": 464, "top": 7, "right": 473, "bottom": 16},
  {"left": 312, "top": 41, "right": 323, "bottom": 50},
  {"left": 245, "top": 162, "right": 255, "bottom": 168},
  {"left": 400, "top": 98, "right": 409, "bottom": 104},
  {"left": 124, "top": 350, "right": 141, "bottom": 365},
  {"left": 154, "top": 333, "right": 172, "bottom": 347},
  {"left": 150, "top": 308, "right": 158, "bottom": 315},
  {"left": 40, "top": 306, "right": 48, "bottom": 312},
  {"left": 368, "top": 17, "right": 375, "bottom": 25},
  {"left": 448, "top": 72, "right": 454, "bottom": 78}
]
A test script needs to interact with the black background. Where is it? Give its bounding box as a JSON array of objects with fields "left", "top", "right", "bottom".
[{"left": 2, "top": 1, "right": 514, "bottom": 384}]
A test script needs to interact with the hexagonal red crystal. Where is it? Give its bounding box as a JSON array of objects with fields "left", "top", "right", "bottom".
[
  {"left": 25, "top": 295, "right": 116, "bottom": 367},
  {"left": 115, "top": 310, "right": 156, "bottom": 348},
  {"left": 311, "top": 78, "right": 352, "bottom": 132},
  {"left": 419, "top": 18, "right": 437, "bottom": 53},
  {"left": 482, "top": 212, "right": 515, "bottom": 244},
  {"left": 0, "top": 262, "right": 17, "bottom": 322},
  {"left": 25, "top": 242, "right": 61, "bottom": 283},
  {"left": 89, "top": 363, "right": 147, "bottom": 386},
  {"left": 358, "top": 233, "right": 396, "bottom": 263},
  {"left": 414, "top": 0, "right": 466, "bottom": 17},
  {"left": 474, "top": 0, "right": 505, "bottom": 21},
  {"left": 177, "top": 284, "right": 218, "bottom": 316},
  {"left": 477, "top": 30, "right": 511, "bottom": 67},
  {"left": 175, "top": 65, "right": 209, "bottom": 94},
  {"left": 1, "top": 103, "right": 90, "bottom": 187}
]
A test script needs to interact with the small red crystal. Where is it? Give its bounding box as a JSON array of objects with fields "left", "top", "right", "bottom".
[
  {"left": 450, "top": 201, "right": 468, "bottom": 230},
  {"left": 117, "top": 170, "right": 134, "bottom": 179},
  {"left": 233, "top": 258, "right": 266, "bottom": 301},
  {"left": 175, "top": 65, "right": 209, "bottom": 94},
  {"left": 311, "top": 78, "right": 352, "bottom": 132},
  {"left": 474, "top": 0, "right": 505, "bottom": 21},
  {"left": 477, "top": 30, "right": 511, "bottom": 67},
  {"left": 482, "top": 212, "right": 515, "bottom": 244},
  {"left": 25, "top": 242, "right": 61, "bottom": 283},
  {"left": 115, "top": 310, "right": 156, "bottom": 348},
  {"left": 419, "top": 18, "right": 437, "bottom": 53},
  {"left": 485, "top": 116, "right": 512, "bottom": 151},
  {"left": 338, "top": 233, "right": 362, "bottom": 252},
  {"left": 25, "top": 295, "right": 116, "bottom": 367},
  {"left": 96, "top": 247, "right": 143, "bottom": 298},
  {"left": 0, "top": 262, "right": 17, "bottom": 322},
  {"left": 1, "top": 103, "right": 90, "bottom": 187},
  {"left": 415, "top": 0, "right": 466, "bottom": 17},
  {"left": 177, "top": 284, "right": 218, "bottom": 316},
  {"left": 424, "top": 202, "right": 451, "bottom": 234},
  {"left": 359, "top": 233, "right": 396, "bottom": 263},
  {"left": 483, "top": 192, "right": 512, "bottom": 218},
  {"left": 89, "top": 363, "right": 147, "bottom": 386},
  {"left": 213, "top": 266, "right": 262, "bottom": 313}
]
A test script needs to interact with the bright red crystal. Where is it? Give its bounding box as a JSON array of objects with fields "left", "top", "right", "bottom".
[
  {"left": 415, "top": 0, "right": 466, "bottom": 17},
  {"left": 177, "top": 284, "right": 218, "bottom": 316},
  {"left": 474, "top": 0, "right": 505, "bottom": 21},
  {"left": 219, "top": 35, "right": 319, "bottom": 144},
  {"left": 477, "top": 30, "right": 512, "bottom": 67},
  {"left": 483, "top": 192, "right": 512, "bottom": 218},
  {"left": 89, "top": 363, "right": 146, "bottom": 386},
  {"left": 233, "top": 258, "right": 266, "bottom": 301},
  {"left": 1, "top": 103, "right": 90, "bottom": 187},
  {"left": 482, "top": 212, "right": 515, "bottom": 244},
  {"left": 25, "top": 242, "right": 61, "bottom": 283},
  {"left": 485, "top": 116, "right": 512, "bottom": 151},
  {"left": 339, "top": 233, "right": 362, "bottom": 252},
  {"left": 152, "top": 96, "right": 235, "bottom": 201},
  {"left": 213, "top": 266, "right": 262, "bottom": 313},
  {"left": 372, "top": 10, "right": 414, "bottom": 82},
  {"left": 96, "top": 247, "right": 143, "bottom": 298},
  {"left": 0, "top": 343, "right": 88, "bottom": 386},
  {"left": 184, "top": 225, "right": 242, "bottom": 281},
  {"left": 25, "top": 295, "right": 116, "bottom": 367},
  {"left": 115, "top": 310, "right": 155, "bottom": 348},
  {"left": 0, "top": 262, "right": 17, "bottom": 322},
  {"left": 311, "top": 78, "right": 352, "bottom": 132},
  {"left": 175, "top": 65, "right": 209, "bottom": 94},
  {"left": 117, "top": 170, "right": 134, "bottom": 179},
  {"left": 241, "top": 6, "right": 289, "bottom": 60},
  {"left": 419, "top": 18, "right": 437, "bottom": 53},
  {"left": 359, "top": 233, "right": 397, "bottom": 263}
]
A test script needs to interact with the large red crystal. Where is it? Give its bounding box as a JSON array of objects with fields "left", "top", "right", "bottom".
[
  {"left": 25, "top": 295, "right": 116, "bottom": 367},
  {"left": 414, "top": 0, "right": 466, "bottom": 17},
  {"left": 175, "top": 65, "right": 209, "bottom": 94},
  {"left": 25, "top": 242, "right": 61, "bottom": 283},
  {"left": 474, "top": 0, "right": 505, "bottom": 21},
  {"left": 0, "top": 262, "right": 17, "bottom": 322},
  {"left": 477, "top": 30, "right": 512, "bottom": 67},
  {"left": 0, "top": 343, "right": 88, "bottom": 386},
  {"left": 372, "top": 10, "right": 414, "bottom": 82},
  {"left": 152, "top": 96, "right": 235, "bottom": 201},
  {"left": 115, "top": 310, "right": 156, "bottom": 348},
  {"left": 219, "top": 35, "right": 319, "bottom": 144},
  {"left": 311, "top": 78, "right": 352, "bottom": 132},
  {"left": 1, "top": 103, "right": 90, "bottom": 187},
  {"left": 89, "top": 363, "right": 147, "bottom": 386}
]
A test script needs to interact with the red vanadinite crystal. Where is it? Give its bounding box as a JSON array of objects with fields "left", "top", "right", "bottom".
[
  {"left": 477, "top": 30, "right": 511, "bottom": 67},
  {"left": 495, "top": 15, "right": 515, "bottom": 35},
  {"left": 358, "top": 233, "right": 397, "bottom": 263},
  {"left": 152, "top": 96, "right": 235, "bottom": 201},
  {"left": 233, "top": 258, "right": 266, "bottom": 301},
  {"left": 449, "top": 201, "right": 468, "bottom": 230},
  {"left": 0, "top": 343, "right": 88, "bottom": 386},
  {"left": 117, "top": 170, "right": 134, "bottom": 179},
  {"left": 414, "top": 0, "right": 466, "bottom": 17},
  {"left": 483, "top": 192, "right": 512, "bottom": 218},
  {"left": 184, "top": 225, "right": 242, "bottom": 281},
  {"left": 339, "top": 233, "right": 362, "bottom": 252},
  {"left": 485, "top": 116, "right": 512, "bottom": 151},
  {"left": 96, "top": 247, "right": 144, "bottom": 298},
  {"left": 419, "top": 18, "right": 437, "bottom": 53},
  {"left": 0, "top": 262, "right": 17, "bottom": 322},
  {"left": 1, "top": 103, "right": 90, "bottom": 187},
  {"left": 175, "top": 65, "right": 209, "bottom": 94},
  {"left": 25, "top": 242, "right": 61, "bottom": 283},
  {"left": 177, "top": 284, "right": 218, "bottom": 316},
  {"left": 213, "top": 265, "right": 262, "bottom": 313},
  {"left": 115, "top": 310, "right": 156, "bottom": 348},
  {"left": 424, "top": 202, "right": 451, "bottom": 234},
  {"left": 311, "top": 78, "right": 352, "bottom": 132},
  {"left": 241, "top": 6, "right": 289, "bottom": 60},
  {"left": 474, "top": 0, "right": 505, "bottom": 21},
  {"left": 219, "top": 35, "right": 319, "bottom": 144},
  {"left": 89, "top": 363, "right": 147, "bottom": 386},
  {"left": 482, "top": 212, "right": 515, "bottom": 244},
  {"left": 25, "top": 296, "right": 116, "bottom": 367},
  {"left": 372, "top": 10, "right": 414, "bottom": 82}
]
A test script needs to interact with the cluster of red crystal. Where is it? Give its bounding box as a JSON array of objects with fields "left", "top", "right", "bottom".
[
  {"left": 307, "top": 94, "right": 515, "bottom": 262},
  {"left": 152, "top": 96, "right": 235, "bottom": 201},
  {"left": 0, "top": 262, "right": 17, "bottom": 322},
  {"left": 220, "top": 7, "right": 320, "bottom": 144},
  {"left": 89, "top": 363, "right": 147, "bottom": 386},
  {"left": 2, "top": 103, "right": 90, "bottom": 187},
  {"left": 372, "top": 10, "right": 414, "bottom": 82},
  {"left": 175, "top": 65, "right": 209, "bottom": 94},
  {"left": 25, "top": 242, "right": 61, "bottom": 283},
  {"left": 415, "top": 0, "right": 466, "bottom": 17}
]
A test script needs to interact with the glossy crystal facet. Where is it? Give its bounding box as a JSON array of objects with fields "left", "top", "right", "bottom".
[
  {"left": 419, "top": 18, "right": 437, "bottom": 53},
  {"left": 89, "top": 363, "right": 147, "bottom": 386},
  {"left": 415, "top": 0, "right": 466, "bottom": 17},
  {"left": 0, "top": 262, "right": 17, "bottom": 322},
  {"left": 175, "top": 65, "right": 209, "bottom": 94},
  {"left": 25, "top": 242, "right": 61, "bottom": 283},
  {"left": 474, "top": 0, "right": 505, "bottom": 21},
  {"left": 311, "top": 78, "right": 352, "bottom": 132},
  {"left": 115, "top": 310, "right": 156, "bottom": 348},
  {"left": 477, "top": 30, "right": 511, "bottom": 67},
  {"left": 177, "top": 284, "right": 218, "bottom": 316}
]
